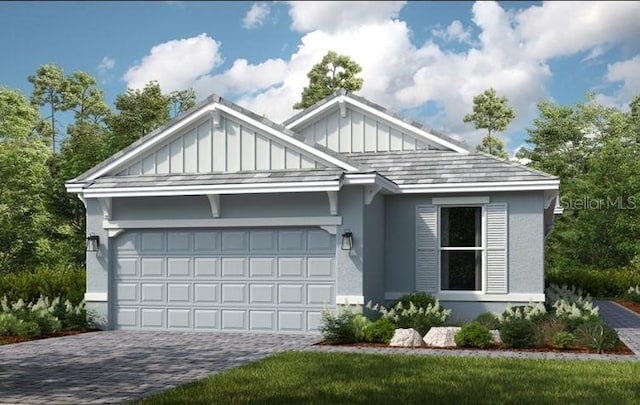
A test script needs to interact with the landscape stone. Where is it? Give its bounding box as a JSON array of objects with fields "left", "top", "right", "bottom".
[
  {"left": 389, "top": 328, "right": 424, "bottom": 347},
  {"left": 423, "top": 327, "right": 461, "bottom": 347}
]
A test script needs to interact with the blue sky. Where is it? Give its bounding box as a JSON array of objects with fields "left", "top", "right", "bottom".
[{"left": 1, "top": 1, "right": 639, "bottom": 153}]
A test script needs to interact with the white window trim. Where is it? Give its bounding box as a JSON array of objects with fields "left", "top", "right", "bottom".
[
  {"left": 432, "top": 196, "right": 490, "bottom": 205},
  {"left": 437, "top": 204, "right": 486, "bottom": 294}
]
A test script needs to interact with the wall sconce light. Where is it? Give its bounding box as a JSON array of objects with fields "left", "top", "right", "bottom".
[
  {"left": 86, "top": 233, "right": 100, "bottom": 252},
  {"left": 341, "top": 230, "right": 353, "bottom": 250}
]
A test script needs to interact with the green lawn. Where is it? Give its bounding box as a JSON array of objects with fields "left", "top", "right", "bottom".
[{"left": 133, "top": 351, "right": 640, "bottom": 405}]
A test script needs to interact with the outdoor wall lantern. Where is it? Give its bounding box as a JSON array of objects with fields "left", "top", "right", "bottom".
[
  {"left": 341, "top": 230, "right": 354, "bottom": 250},
  {"left": 86, "top": 233, "right": 100, "bottom": 252}
]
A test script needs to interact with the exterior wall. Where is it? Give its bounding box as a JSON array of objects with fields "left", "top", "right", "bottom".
[
  {"left": 117, "top": 113, "right": 323, "bottom": 176},
  {"left": 112, "top": 193, "right": 331, "bottom": 220},
  {"left": 440, "top": 301, "right": 533, "bottom": 323},
  {"left": 297, "top": 106, "right": 444, "bottom": 154},
  {"left": 363, "top": 193, "right": 385, "bottom": 305},
  {"left": 84, "top": 199, "right": 110, "bottom": 329},
  {"left": 336, "top": 187, "right": 364, "bottom": 298},
  {"left": 384, "top": 191, "right": 545, "bottom": 318}
]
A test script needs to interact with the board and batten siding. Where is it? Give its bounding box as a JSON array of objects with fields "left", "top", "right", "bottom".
[
  {"left": 298, "top": 107, "right": 445, "bottom": 153},
  {"left": 118, "top": 114, "right": 324, "bottom": 176},
  {"left": 415, "top": 203, "right": 508, "bottom": 294}
]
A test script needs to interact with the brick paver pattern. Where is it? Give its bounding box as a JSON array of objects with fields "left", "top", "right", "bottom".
[{"left": 0, "top": 301, "right": 638, "bottom": 404}]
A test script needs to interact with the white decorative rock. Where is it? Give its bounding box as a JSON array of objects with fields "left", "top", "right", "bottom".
[
  {"left": 389, "top": 328, "right": 424, "bottom": 347},
  {"left": 423, "top": 327, "right": 462, "bottom": 347},
  {"left": 490, "top": 330, "right": 502, "bottom": 344}
]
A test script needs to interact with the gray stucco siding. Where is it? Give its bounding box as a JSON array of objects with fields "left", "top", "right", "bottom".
[
  {"left": 383, "top": 191, "right": 545, "bottom": 297},
  {"left": 112, "top": 192, "right": 333, "bottom": 220},
  {"left": 363, "top": 193, "right": 385, "bottom": 305},
  {"left": 335, "top": 187, "right": 364, "bottom": 298}
]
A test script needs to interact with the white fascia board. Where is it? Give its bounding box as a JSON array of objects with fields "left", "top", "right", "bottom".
[
  {"left": 285, "top": 95, "right": 469, "bottom": 154},
  {"left": 86, "top": 104, "right": 217, "bottom": 181},
  {"left": 398, "top": 179, "right": 560, "bottom": 193},
  {"left": 81, "top": 181, "right": 341, "bottom": 198},
  {"left": 103, "top": 216, "right": 342, "bottom": 230},
  {"left": 65, "top": 183, "right": 84, "bottom": 194},
  {"left": 341, "top": 173, "right": 399, "bottom": 192},
  {"left": 216, "top": 104, "right": 359, "bottom": 172}
]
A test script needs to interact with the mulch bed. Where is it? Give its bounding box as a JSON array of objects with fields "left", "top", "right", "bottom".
[
  {"left": 0, "top": 329, "right": 96, "bottom": 345},
  {"left": 316, "top": 340, "right": 634, "bottom": 355},
  {"left": 615, "top": 300, "right": 640, "bottom": 315}
]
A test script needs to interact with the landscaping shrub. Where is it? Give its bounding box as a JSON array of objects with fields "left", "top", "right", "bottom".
[
  {"left": 623, "top": 286, "right": 640, "bottom": 302},
  {"left": 0, "top": 313, "right": 41, "bottom": 338},
  {"left": 366, "top": 293, "right": 450, "bottom": 336},
  {"left": 498, "top": 303, "right": 547, "bottom": 324},
  {"left": 546, "top": 268, "right": 640, "bottom": 298},
  {"left": 0, "top": 296, "right": 93, "bottom": 334},
  {"left": 499, "top": 318, "right": 536, "bottom": 348},
  {"left": 364, "top": 318, "right": 396, "bottom": 343},
  {"left": 474, "top": 312, "right": 499, "bottom": 330},
  {"left": 0, "top": 266, "right": 85, "bottom": 305},
  {"left": 319, "top": 307, "right": 358, "bottom": 344},
  {"left": 15, "top": 320, "right": 41, "bottom": 338},
  {"left": 392, "top": 292, "right": 436, "bottom": 310},
  {"left": 552, "top": 332, "right": 576, "bottom": 349},
  {"left": 533, "top": 317, "right": 567, "bottom": 347},
  {"left": 575, "top": 322, "right": 620, "bottom": 353},
  {"left": 455, "top": 322, "right": 492, "bottom": 348},
  {"left": 350, "top": 314, "right": 371, "bottom": 342}
]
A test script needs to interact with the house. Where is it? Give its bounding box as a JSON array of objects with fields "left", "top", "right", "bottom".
[{"left": 66, "top": 91, "right": 560, "bottom": 332}]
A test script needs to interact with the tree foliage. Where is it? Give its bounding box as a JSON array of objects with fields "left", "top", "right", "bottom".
[
  {"left": 522, "top": 94, "right": 640, "bottom": 270},
  {"left": 475, "top": 136, "right": 509, "bottom": 159},
  {"left": 293, "top": 51, "right": 363, "bottom": 110},
  {"left": 28, "top": 64, "right": 66, "bottom": 152},
  {"left": 464, "top": 88, "right": 515, "bottom": 157}
]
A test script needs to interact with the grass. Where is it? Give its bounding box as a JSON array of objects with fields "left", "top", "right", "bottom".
[{"left": 132, "top": 351, "right": 640, "bottom": 405}]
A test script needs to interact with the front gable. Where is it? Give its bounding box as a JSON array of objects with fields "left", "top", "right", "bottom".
[
  {"left": 284, "top": 93, "right": 470, "bottom": 154},
  {"left": 117, "top": 111, "right": 326, "bottom": 176}
]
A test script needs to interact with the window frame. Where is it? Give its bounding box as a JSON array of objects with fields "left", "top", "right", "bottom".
[{"left": 436, "top": 204, "right": 487, "bottom": 294}]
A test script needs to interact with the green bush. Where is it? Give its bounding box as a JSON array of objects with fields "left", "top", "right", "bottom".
[
  {"left": 575, "top": 322, "right": 620, "bottom": 353},
  {"left": 0, "top": 266, "right": 85, "bottom": 305},
  {"left": 0, "top": 296, "right": 93, "bottom": 333},
  {"left": 623, "top": 286, "right": 640, "bottom": 302},
  {"left": 25, "top": 309, "right": 61, "bottom": 334},
  {"left": 319, "top": 308, "right": 358, "bottom": 344},
  {"left": 533, "top": 317, "right": 567, "bottom": 347},
  {"left": 350, "top": 314, "right": 371, "bottom": 342},
  {"left": 15, "top": 321, "right": 41, "bottom": 338},
  {"left": 364, "top": 318, "right": 396, "bottom": 343},
  {"left": 0, "top": 313, "right": 21, "bottom": 336},
  {"left": 393, "top": 292, "right": 436, "bottom": 310},
  {"left": 546, "top": 268, "right": 640, "bottom": 298},
  {"left": 552, "top": 332, "right": 576, "bottom": 349},
  {"left": 474, "top": 312, "right": 499, "bottom": 330},
  {"left": 455, "top": 322, "right": 492, "bottom": 348},
  {"left": 499, "top": 318, "right": 536, "bottom": 348}
]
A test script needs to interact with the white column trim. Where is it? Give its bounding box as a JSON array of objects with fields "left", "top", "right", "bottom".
[
  {"left": 319, "top": 225, "right": 337, "bottom": 235},
  {"left": 207, "top": 194, "right": 221, "bottom": 218},
  {"left": 336, "top": 295, "right": 364, "bottom": 305},
  {"left": 77, "top": 194, "right": 87, "bottom": 208},
  {"left": 107, "top": 228, "right": 125, "bottom": 238},
  {"left": 84, "top": 292, "right": 108, "bottom": 302},
  {"left": 326, "top": 191, "right": 338, "bottom": 215}
]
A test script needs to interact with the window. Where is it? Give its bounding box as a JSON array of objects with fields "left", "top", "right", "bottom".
[{"left": 439, "top": 206, "right": 483, "bottom": 291}]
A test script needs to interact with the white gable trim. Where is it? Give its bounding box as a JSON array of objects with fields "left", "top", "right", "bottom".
[
  {"left": 82, "top": 103, "right": 358, "bottom": 182},
  {"left": 285, "top": 95, "right": 469, "bottom": 154}
]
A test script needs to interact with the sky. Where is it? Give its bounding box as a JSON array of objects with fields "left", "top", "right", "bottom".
[{"left": 1, "top": 1, "right": 639, "bottom": 154}]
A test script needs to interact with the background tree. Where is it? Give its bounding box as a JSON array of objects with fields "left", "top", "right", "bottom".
[
  {"left": 475, "top": 135, "right": 509, "bottom": 159},
  {"left": 169, "top": 89, "right": 196, "bottom": 118},
  {"left": 293, "top": 51, "right": 363, "bottom": 110},
  {"left": 464, "top": 88, "right": 515, "bottom": 157},
  {"left": 28, "top": 64, "right": 67, "bottom": 152},
  {"left": 0, "top": 88, "right": 53, "bottom": 271},
  {"left": 105, "top": 81, "right": 172, "bottom": 154}
]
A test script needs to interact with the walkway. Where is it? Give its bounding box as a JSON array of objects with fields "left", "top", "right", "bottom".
[{"left": 596, "top": 300, "right": 640, "bottom": 355}]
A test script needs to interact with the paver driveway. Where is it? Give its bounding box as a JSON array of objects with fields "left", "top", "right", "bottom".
[{"left": 0, "top": 330, "right": 319, "bottom": 404}]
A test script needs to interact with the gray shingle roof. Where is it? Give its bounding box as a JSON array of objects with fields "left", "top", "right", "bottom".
[
  {"left": 86, "top": 168, "right": 344, "bottom": 189},
  {"left": 344, "top": 150, "right": 558, "bottom": 185}
]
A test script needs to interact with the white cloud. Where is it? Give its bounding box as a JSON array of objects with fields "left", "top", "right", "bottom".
[
  {"left": 194, "top": 58, "right": 287, "bottom": 96},
  {"left": 287, "top": 1, "right": 405, "bottom": 33},
  {"left": 243, "top": 3, "right": 270, "bottom": 29},
  {"left": 516, "top": 1, "right": 640, "bottom": 60},
  {"left": 432, "top": 20, "right": 475, "bottom": 45},
  {"left": 603, "top": 54, "right": 640, "bottom": 106},
  {"left": 123, "top": 34, "right": 222, "bottom": 92},
  {"left": 97, "top": 56, "right": 115, "bottom": 74}
]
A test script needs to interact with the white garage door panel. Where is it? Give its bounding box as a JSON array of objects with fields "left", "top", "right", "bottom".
[{"left": 113, "top": 228, "right": 335, "bottom": 333}]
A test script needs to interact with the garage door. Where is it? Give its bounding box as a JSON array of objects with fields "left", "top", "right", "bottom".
[{"left": 112, "top": 228, "right": 336, "bottom": 332}]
